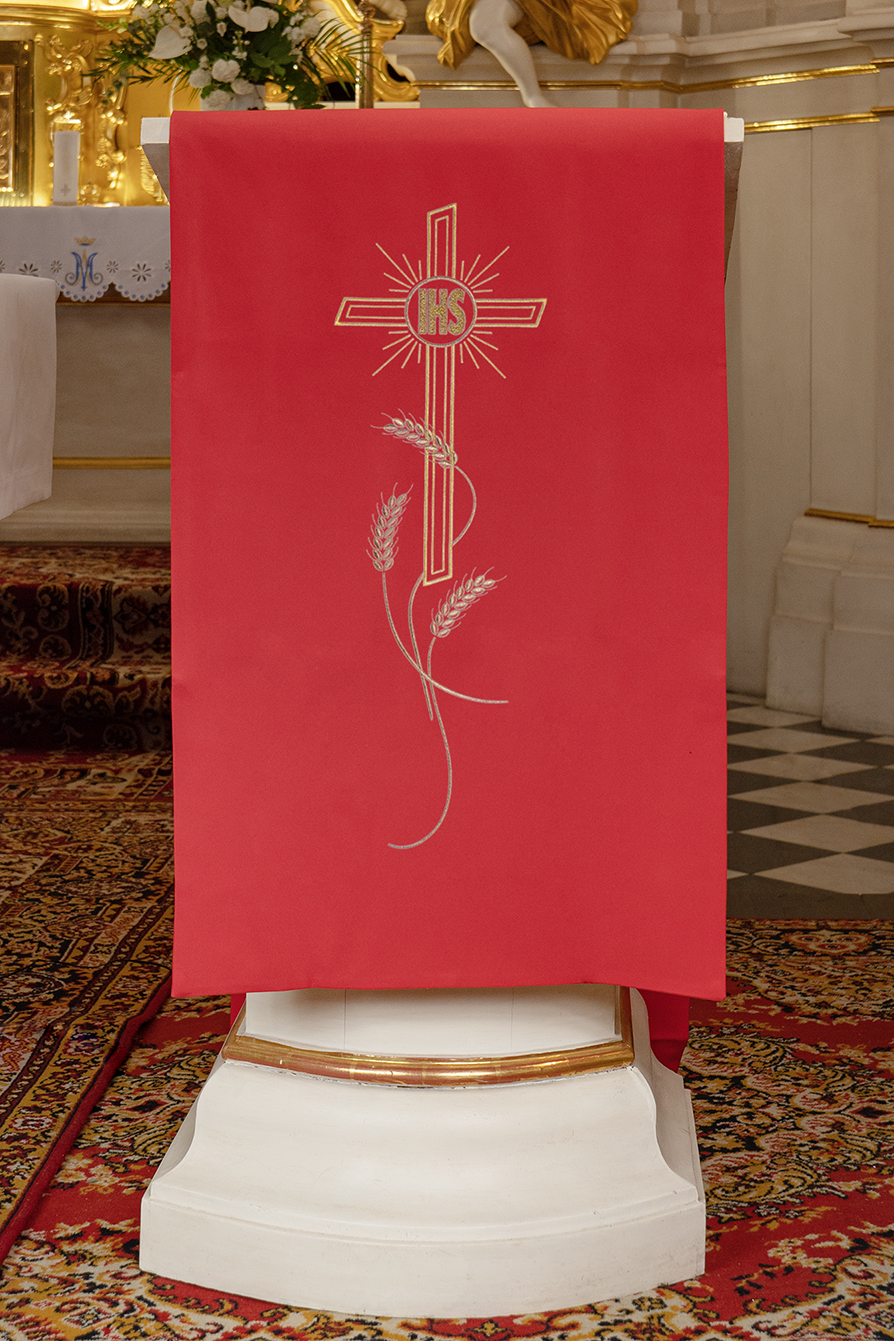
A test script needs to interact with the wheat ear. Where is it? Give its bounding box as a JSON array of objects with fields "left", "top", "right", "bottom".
[
  {"left": 431, "top": 571, "right": 499, "bottom": 639},
  {"left": 368, "top": 486, "right": 411, "bottom": 572},
  {"left": 379, "top": 413, "right": 456, "bottom": 469}
]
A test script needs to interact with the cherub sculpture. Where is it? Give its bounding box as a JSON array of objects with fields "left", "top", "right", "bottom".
[
  {"left": 377, "top": 0, "right": 635, "bottom": 108},
  {"left": 424, "top": 0, "right": 637, "bottom": 107}
]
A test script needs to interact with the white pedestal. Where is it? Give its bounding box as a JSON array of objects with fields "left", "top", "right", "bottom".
[
  {"left": 767, "top": 514, "right": 894, "bottom": 733},
  {"left": 140, "top": 986, "right": 705, "bottom": 1316}
]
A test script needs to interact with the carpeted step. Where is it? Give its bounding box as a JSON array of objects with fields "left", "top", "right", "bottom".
[{"left": 0, "top": 545, "right": 171, "bottom": 749}]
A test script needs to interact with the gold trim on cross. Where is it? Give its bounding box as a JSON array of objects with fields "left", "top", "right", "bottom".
[{"left": 336, "top": 203, "right": 546, "bottom": 585}]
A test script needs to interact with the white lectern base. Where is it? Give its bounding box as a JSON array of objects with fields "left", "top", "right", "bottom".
[{"left": 140, "top": 987, "right": 704, "bottom": 1316}]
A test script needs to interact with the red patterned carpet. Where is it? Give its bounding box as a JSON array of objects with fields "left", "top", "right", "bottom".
[
  {"left": 0, "top": 748, "right": 173, "bottom": 1262},
  {"left": 1, "top": 920, "right": 892, "bottom": 1339}
]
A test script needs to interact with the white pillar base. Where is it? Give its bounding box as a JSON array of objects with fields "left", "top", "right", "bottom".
[
  {"left": 140, "top": 987, "right": 705, "bottom": 1316},
  {"left": 767, "top": 515, "right": 894, "bottom": 733}
]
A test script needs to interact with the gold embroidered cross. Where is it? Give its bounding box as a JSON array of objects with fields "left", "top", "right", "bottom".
[{"left": 336, "top": 204, "right": 546, "bottom": 585}]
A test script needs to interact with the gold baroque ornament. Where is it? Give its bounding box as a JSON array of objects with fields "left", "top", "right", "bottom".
[
  {"left": 320, "top": 0, "right": 419, "bottom": 100},
  {"left": 95, "top": 75, "right": 126, "bottom": 199},
  {"left": 426, "top": 0, "right": 637, "bottom": 72},
  {"left": 40, "top": 29, "right": 125, "bottom": 204},
  {"left": 43, "top": 31, "right": 93, "bottom": 132},
  {"left": 0, "top": 38, "right": 34, "bottom": 203},
  {"left": 0, "top": 64, "right": 14, "bottom": 192},
  {"left": 223, "top": 988, "right": 635, "bottom": 1086}
]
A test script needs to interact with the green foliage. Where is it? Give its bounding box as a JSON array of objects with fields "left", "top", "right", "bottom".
[{"left": 94, "top": 0, "right": 355, "bottom": 110}]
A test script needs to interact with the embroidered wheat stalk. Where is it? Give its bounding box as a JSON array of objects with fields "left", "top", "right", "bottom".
[
  {"left": 380, "top": 413, "right": 457, "bottom": 469},
  {"left": 431, "top": 572, "right": 499, "bottom": 639},
  {"left": 368, "top": 486, "right": 411, "bottom": 572}
]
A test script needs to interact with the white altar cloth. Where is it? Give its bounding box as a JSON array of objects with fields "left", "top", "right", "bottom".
[
  {"left": 0, "top": 207, "right": 170, "bottom": 302},
  {"left": 0, "top": 275, "right": 56, "bottom": 520}
]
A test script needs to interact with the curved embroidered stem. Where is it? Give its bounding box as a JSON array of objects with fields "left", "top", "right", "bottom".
[
  {"left": 382, "top": 574, "right": 507, "bottom": 705},
  {"left": 403, "top": 466, "right": 476, "bottom": 722},
  {"left": 388, "top": 645, "right": 452, "bottom": 849},
  {"left": 454, "top": 466, "right": 477, "bottom": 546},
  {"left": 382, "top": 571, "right": 410, "bottom": 667},
  {"left": 407, "top": 573, "right": 433, "bottom": 720}
]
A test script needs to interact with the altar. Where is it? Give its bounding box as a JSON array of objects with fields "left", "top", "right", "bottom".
[
  {"left": 0, "top": 206, "right": 171, "bottom": 544},
  {"left": 0, "top": 207, "right": 170, "bottom": 303}
]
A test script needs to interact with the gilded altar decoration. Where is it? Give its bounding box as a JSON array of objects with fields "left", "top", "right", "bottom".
[
  {"left": 426, "top": 0, "right": 637, "bottom": 72},
  {"left": 338, "top": 203, "right": 547, "bottom": 847},
  {"left": 0, "top": 64, "right": 15, "bottom": 194},
  {"left": 317, "top": 0, "right": 417, "bottom": 102},
  {"left": 93, "top": 0, "right": 354, "bottom": 109},
  {"left": 0, "top": 5, "right": 137, "bottom": 208}
]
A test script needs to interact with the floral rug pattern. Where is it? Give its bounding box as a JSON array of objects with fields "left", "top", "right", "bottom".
[{"left": 2, "top": 921, "right": 893, "bottom": 1338}]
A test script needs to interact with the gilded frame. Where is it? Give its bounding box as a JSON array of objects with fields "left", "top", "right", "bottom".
[{"left": 0, "top": 40, "right": 33, "bottom": 203}]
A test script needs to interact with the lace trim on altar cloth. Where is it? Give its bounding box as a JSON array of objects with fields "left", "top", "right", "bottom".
[{"left": 0, "top": 206, "right": 171, "bottom": 302}]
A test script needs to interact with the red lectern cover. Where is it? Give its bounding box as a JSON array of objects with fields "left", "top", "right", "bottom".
[{"left": 170, "top": 108, "right": 728, "bottom": 998}]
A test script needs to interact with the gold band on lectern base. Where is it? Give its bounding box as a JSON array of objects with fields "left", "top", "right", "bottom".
[{"left": 222, "top": 986, "right": 634, "bottom": 1086}]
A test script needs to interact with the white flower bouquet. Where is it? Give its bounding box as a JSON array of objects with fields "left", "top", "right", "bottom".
[{"left": 95, "top": 0, "right": 354, "bottom": 109}]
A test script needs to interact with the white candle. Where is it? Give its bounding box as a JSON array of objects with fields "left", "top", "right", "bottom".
[{"left": 52, "top": 130, "right": 80, "bottom": 205}]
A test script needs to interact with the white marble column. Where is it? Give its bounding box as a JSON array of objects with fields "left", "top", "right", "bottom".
[{"left": 767, "top": 13, "right": 894, "bottom": 732}]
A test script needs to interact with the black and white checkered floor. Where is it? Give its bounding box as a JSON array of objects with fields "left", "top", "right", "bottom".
[{"left": 727, "top": 695, "right": 894, "bottom": 917}]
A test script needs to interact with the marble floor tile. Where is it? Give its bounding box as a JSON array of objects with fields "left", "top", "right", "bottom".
[
  {"left": 844, "top": 798, "right": 894, "bottom": 826},
  {"left": 744, "top": 814, "right": 894, "bottom": 852},
  {"left": 728, "top": 796, "right": 814, "bottom": 830},
  {"left": 729, "top": 793, "right": 814, "bottom": 826},
  {"left": 733, "top": 781, "right": 893, "bottom": 813},
  {"left": 852, "top": 841, "right": 894, "bottom": 862},
  {"left": 727, "top": 832, "right": 829, "bottom": 873},
  {"left": 725, "top": 707, "right": 818, "bottom": 728},
  {"left": 759, "top": 853, "right": 894, "bottom": 895},
  {"left": 728, "top": 743, "right": 784, "bottom": 766},
  {"left": 725, "top": 702, "right": 894, "bottom": 916},
  {"left": 808, "top": 740, "right": 894, "bottom": 767},
  {"left": 727, "top": 771, "right": 800, "bottom": 797},
  {"left": 727, "top": 872, "right": 894, "bottom": 918},
  {"left": 814, "top": 768, "right": 894, "bottom": 796},
  {"left": 727, "top": 754, "right": 872, "bottom": 782},
  {"left": 725, "top": 727, "right": 857, "bottom": 753}
]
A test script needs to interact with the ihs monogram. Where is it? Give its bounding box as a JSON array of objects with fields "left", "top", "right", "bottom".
[
  {"left": 336, "top": 204, "right": 547, "bottom": 848},
  {"left": 336, "top": 204, "right": 546, "bottom": 585}
]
